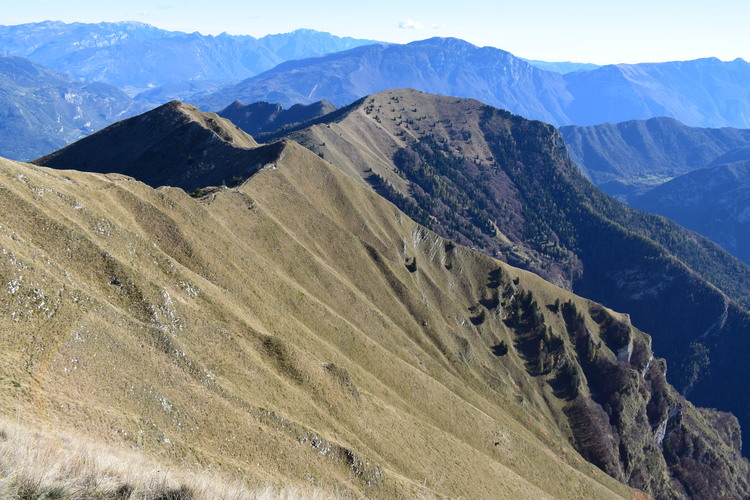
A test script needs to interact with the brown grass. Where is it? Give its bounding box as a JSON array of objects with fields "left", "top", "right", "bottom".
[
  {"left": 0, "top": 149, "right": 639, "bottom": 499},
  {"left": 0, "top": 417, "right": 341, "bottom": 499}
]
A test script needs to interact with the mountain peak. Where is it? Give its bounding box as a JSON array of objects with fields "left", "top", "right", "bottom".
[
  {"left": 32, "top": 100, "right": 279, "bottom": 191},
  {"left": 146, "top": 100, "right": 259, "bottom": 149},
  {"left": 407, "top": 36, "right": 482, "bottom": 51}
]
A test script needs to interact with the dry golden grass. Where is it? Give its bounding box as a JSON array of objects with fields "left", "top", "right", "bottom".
[
  {"left": 0, "top": 145, "right": 639, "bottom": 499},
  {"left": 0, "top": 417, "right": 343, "bottom": 499}
]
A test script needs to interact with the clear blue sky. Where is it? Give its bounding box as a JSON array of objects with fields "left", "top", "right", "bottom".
[{"left": 3, "top": 0, "right": 747, "bottom": 64}]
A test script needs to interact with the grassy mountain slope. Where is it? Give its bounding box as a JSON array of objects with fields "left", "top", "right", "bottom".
[
  {"left": 560, "top": 117, "right": 750, "bottom": 197},
  {"left": 0, "top": 56, "right": 141, "bottom": 161},
  {"left": 19, "top": 100, "right": 750, "bottom": 497},
  {"left": 1, "top": 151, "right": 646, "bottom": 499},
  {"left": 278, "top": 89, "right": 750, "bottom": 454}
]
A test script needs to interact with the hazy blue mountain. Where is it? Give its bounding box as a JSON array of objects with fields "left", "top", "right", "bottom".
[
  {"left": 132, "top": 80, "right": 228, "bottom": 108},
  {"left": 0, "top": 56, "right": 141, "bottom": 161},
  {"left": 0, "top": 22, "right": 378, "bottom": 96},
  {"left": 632, "top": 161, "right": 750, "bottom": 265},
  {"left": 197, "top": 38, "right": 573, "bottom": 123},
  {"left": 711, "top": 145, "right": 750, "bottom": 166},
  {"left": 200, "top": 38, "right": 750, "bottom": 128},
  {"left": 218, "top": 99, "right": 337, "bottom": 137},
  {"left": 563, "top": 57, "right": 750, "bottom": 128},
  {"left": 522, "top": 59, "right": 600, "bottom": 73},
  {"left": 560, "top": 117, "right": 750, "bottom": 197}
]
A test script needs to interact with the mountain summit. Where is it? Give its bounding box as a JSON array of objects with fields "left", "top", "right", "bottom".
[{"left": 33, "top": 100, "right": 285, "bottom": 192}]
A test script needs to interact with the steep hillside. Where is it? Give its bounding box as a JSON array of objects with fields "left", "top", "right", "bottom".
[
  {"left": 0, "top": 22, "right": 378, "bottom": 97},
  {"left": 0, "top": 56, "right": 141, "bottom": 161},
  {"left": 560, "top": 117, "right": 750, "bottom": 197},
  {"left": 218, "top": 99, "right": 337, "bottom": 137},
  {"left": 3, "top": 137, "right": 749, "bottom": 497},
  {"left": 277, "top": 89, "right": 750, "bottom": 454},
  {"left": 199, "top": 39, "right": 750, "bottom": 128},
  {"left": 632, "top": 160, "right": 750, "bottom": 264},
  {"left": 33, "top": 101, "right": 279, "bottom": 192}
]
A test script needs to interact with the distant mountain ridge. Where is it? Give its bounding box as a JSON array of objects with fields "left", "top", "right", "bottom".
[
  {"left": 560, "top": 117, "right": 750, "bottom": 197},
  {"left": 521, "top": 59, "right": 600, "bottom": 73},
  {"left": 0, "top": 21, "right": 379, "bottom": 99},
  {"left": 0, "top": 55, "right": 142, "bottom": 161},
  {"left": 631, "top": 160, "right": 750, "bottom": 265},
  {"left": 197, "top": 38, "right": 573, "bottom": 125},
  {"left": 217, "top": 99, "right": 338, "bottom": 138},
  {"left": 199, "top": 38, "right": 750, "bottom": 128}
]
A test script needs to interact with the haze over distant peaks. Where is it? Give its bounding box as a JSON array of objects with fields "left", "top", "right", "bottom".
[
  {"left": 0, "top": 21, "right": 379, "bottom": 96},
  {"left": 199, "top": 38, "right": 750, "bottom": 128},
  {"left": 0, "top": 55, "right": 141, "bottom": 161},
  {"left": 560, "top": 117, "right": 750, "bottom": 197},
  {"left": 521, "top": 59, "right": 600, "bottom": 73}
]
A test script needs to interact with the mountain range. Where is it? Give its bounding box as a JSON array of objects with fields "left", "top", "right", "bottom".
[
  {"left": 0, "top": 21, "right": 377, "bottom": 99},
  {"left": 0, "top": 21, "right": 376, "bottom": 160},
  {"left": 4, "top": 21, "right": 750, "bottom": 498},
  {"left": 0, "top": 55, "right": 141, "bottom": 161},
  {"left": 631, "top": 159, "right": 750, "bottom": 265},
  {"left": 9, "top": 93, "right": 750, "bottom": 498},
  {"left": 197, "top": 37, "right": 750, "bottom": 129},
  {"left": 560, "top": 117, "right": 750, "bottom": 197},
  {"left": 4, "top": 23, "right": 750, "bottom": 165}
]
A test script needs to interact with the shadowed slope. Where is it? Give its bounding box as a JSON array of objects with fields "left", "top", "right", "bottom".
[
  {"left": 32, "top": 101, "right": 281, "bottom": 192},
  {"left": 218, "top": 100, "right": 337, "bottom": 138},
  {"left": 632, "top": 160, "right": 750, "bottom": 265}
]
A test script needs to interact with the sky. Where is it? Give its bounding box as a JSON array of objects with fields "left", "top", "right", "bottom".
[{"left": 2, "top": 0, "right": 748, "bottom": 64}]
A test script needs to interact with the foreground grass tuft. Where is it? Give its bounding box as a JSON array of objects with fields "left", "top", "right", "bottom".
[{"left": 0, "top": 418, "right": 340, "bottom": 499}]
